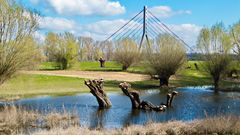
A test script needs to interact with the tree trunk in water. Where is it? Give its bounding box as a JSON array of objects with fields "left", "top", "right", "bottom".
[
  {"left": 214, "top": 79, "right": 219, "bottom": 92},
  {"left": 119, "top": 82, "right": 141, "bottom": 109},
  {"left": 159, "top": 77, "right": 169, "bottom": 87},
  {"left": 84, "top": 79, "right": 112, "bottom": 108},
  {"left": 213, "top": 75, "right": 220, "bottom": 92},
  {"left": 166, "top": 93, "right": 171, "bottom": 107},
  {"left": 119, "top": 82, "right": 178, "bottom": 111},
  {"left": 169, "top": 91, "right": 178, "bottom": 107}
]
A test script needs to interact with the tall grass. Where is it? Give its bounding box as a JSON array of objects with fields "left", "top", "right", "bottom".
[
  {"left": 0, "top": 106, "right": 79, "bottom": 135},
  {"left": 34, "top": 115, "right": 240, "bottom": 135},
  {"left": 0, "top": 106, "right": 239, "bottom": 135}
]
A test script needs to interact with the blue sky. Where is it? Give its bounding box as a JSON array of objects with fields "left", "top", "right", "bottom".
[{"left": 17, "top": 0, "right": 240, "bottom": 47}]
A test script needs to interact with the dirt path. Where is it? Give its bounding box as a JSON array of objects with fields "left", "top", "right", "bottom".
[{"left": 24, "top": 70, "right": 150, "bottom": 82}]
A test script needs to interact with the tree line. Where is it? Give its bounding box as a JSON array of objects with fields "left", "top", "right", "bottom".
[
  {"left": 0, "top": 0, "right": 240, "bottom": 92},
  {"left": 43, "top": 32, "right": 115, "bottom": 69}
]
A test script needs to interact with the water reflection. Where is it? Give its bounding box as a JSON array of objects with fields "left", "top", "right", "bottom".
[
  {"left": 123, "top": 109, "right": 140, "bottom": 127},
  {"left": 4, "top": 86, "right": 240, "bottom": 129},
  {"left": 89, "top": 108, "right": 108, "bottom": 129}
]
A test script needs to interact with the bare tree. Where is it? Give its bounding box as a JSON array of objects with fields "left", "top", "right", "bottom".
[
  {"left": 77, "top": 37, "right": 94, "bottom": 61},
  {"left": 197, "top": 23, "right": 232, "bottom": 91},
  {"left": 231, "top": 21, "right": 240, "bottom": 59},
  {"left": 101, "top": 41, "right": 114, "bottom": 61},
  {"left": 146, "top": 34, "right": 186, "bottom": 87},
  {"left": 93, "top": 41, "right": 104, "bottom": 61},
  {"left": 114, "top": 38, "right": 141, "bottom": 70},
  {"left": 0, "top": 0, "right": 39, "bottom": 85}
]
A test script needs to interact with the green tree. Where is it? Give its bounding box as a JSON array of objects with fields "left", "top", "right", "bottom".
[
  {"left": 44, "top": 32, "right": 78, "bottom": 69},
  {"left": 146, "top": 34, "right": 186, "bottom": 87},
  {"left": 197, "top": 23, "right": 232, "bottom": 91},
  {"left": 114, "top": 38, "right": 141, "bottom": 70},
  {"left": 0, "top": 0, "right": 39, "bottom": 85}
]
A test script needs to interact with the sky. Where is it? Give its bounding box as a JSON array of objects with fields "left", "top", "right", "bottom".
[{"left": 16, "top": 0, "right": 240, "bottom": 48}]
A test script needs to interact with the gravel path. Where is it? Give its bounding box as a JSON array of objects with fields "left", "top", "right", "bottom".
[{"left": 24, "top": 70, "right": 150, "bottom": 82}]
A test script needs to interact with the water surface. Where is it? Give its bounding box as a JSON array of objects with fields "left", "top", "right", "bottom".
[{"left": 9, "top": 86, "right": 240, "bottom": 128}]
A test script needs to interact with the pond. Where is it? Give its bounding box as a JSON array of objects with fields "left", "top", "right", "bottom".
[{"left": 3, "top": 86, "right": 240, "bottom": 129}]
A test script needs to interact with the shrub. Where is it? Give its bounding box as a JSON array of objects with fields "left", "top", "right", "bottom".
[
  {"left": 0, "top": 0, "right": 39, "bottom": 85},
  {"left": 197, "top": 23, "right": 232, "bottom": 91},
  {"left": 114, "top": 38, "right": 141, "bottom": 70},
  {"left": 146, "top": 34, "right": 186, "bottom": 87}
]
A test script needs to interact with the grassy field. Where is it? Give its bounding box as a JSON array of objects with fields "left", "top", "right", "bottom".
[
  {"left": 40, "top": 60, "right": 237, "bottom": 88},
  {"left": 0, "top": 74, "right": 85, "bottom": 99},
  {"left": 39, "top": 60, "right": 240, "bottom": 73},
  {"left": 0, "top": 74, "right": 124, "bottom": 100},
  {"left": 0, "top": 61, "right": 239, "bottom": 100},
  {"left": 39, "top": 61, "right": 147, "bottom": 73}
]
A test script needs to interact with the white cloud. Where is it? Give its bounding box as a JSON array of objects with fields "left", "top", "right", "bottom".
[
  {"left": 149, "top": 6, "right": 192, "bottom": 18},
  {"left": 37, "top": 16, "right": 127, "bottom": 40},
  {"left": 37, "top": 16, "right": 202, "bottom": 48},
  {"left": 84, "top": 19, "right": 127, "bottom": 35},
  {"left": 39, "top": 17, "right": 77, "bottom": 31},
  {"left": 81, "top": 19, "right": 143, "bottom": 40},
  {"left": 47, "top": 0, "right": 125, "bottom": 16},
  {"left": 169, "top": 24, "right": 202, "bottom": 48}
]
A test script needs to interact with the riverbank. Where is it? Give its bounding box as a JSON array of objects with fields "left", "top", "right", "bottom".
[
  {"left": 0, "top": 106, "right": 239, "bottom": 135},
  {"left": 34, "top": 115, "right": 240, "bottom": 135},
  {"left": 0, "top": 70, "right": 239, "bottom": 101},
  {"left": 0, "top": 61, "right": 239, "bottom": 100}
]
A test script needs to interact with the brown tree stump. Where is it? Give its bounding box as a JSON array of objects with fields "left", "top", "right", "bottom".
[
  {"left": 119, "top": 82, "right": 178, "bottom": 111},
  {"left": 99, "top": 58, "right": 105, "bottom": 68},
  {"left": 85, "top": 79, "right": 112, "bottom": 108},
  {"left": 119, "top": 82, "right": 141, "bottom": 109}
]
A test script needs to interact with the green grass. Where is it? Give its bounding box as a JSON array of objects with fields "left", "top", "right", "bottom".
[
  {"left": 0, "top": 74, "right": 120, "bottom": 99},
  {"left": 0, "top": 73, "right": 128, "bottom": 99},
  {"left": 0, "top": 74, "right": 85, "bottom": 99},
  {"left": 39, "top": 61, "right": 240, "bottom": 74},
  {"left": 0, "top": 74, "right": 172, "bottom": 99},
  {"left": 39, "top": 61, "right": 146, "bottom": 73},
  {"left": 38, "top": 62, "right": 61, "bottom": 70},
  {"left": 173, "top": 61, "right": 240, "bottom": 88},
  {"left": 75, "top": 61, "right": 122, "bottom": 71},
  {"left": 1, "top": 60, "right": 239, "bottom": 100},
  {"left": 0, "top": 72, "right": 238, "bottom": 100},
  {"left": 39, "top": 61, "right": 122, "bottom": 71}
]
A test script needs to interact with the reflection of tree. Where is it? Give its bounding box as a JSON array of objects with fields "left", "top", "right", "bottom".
[
  {"left": 123, "top": 109, "right": 140, "bottom": 127},
  {"left": 211, "top": 92, "right": 221, "bottom": 102},
  {"left": 89, "top": 108, "right": 108, "bottom": 129}
]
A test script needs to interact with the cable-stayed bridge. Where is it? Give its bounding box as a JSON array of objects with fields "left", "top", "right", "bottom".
[{"left": 104, "top": 6, "right": 194, "bottom": 52}]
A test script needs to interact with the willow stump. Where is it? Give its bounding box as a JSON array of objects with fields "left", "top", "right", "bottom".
[
  {"left": 99, "top": 58, "right": 105, "bottom": 68},
  {"left": 85, "top": 79, "right": 112, "bottom": 108},
  {"left": 119, "top": 82, "right": 141, "bottom": 109},
  {"left": 119, "top": 82, "right": 178, "bottom": 111}
]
